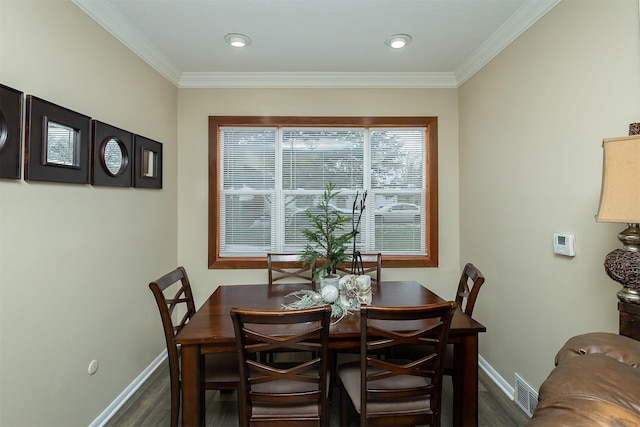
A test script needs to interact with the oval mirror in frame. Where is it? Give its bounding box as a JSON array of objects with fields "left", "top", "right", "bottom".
[
  {"left": 101, "top": 137, "right": 128, "bottom": 177},
  {"left": 91, "top": 120, "right": 133, "bottom": 187}
]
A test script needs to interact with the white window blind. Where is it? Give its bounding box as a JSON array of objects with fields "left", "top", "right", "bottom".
[
  {"left": 219, "top": 126, "right": 426, "bottom": 257},
  {"left": 220, "top": 127, "right": 277, "bottom": 256},
  {"left": 368, "top": 128, "right": 425, "bottom": 254}
]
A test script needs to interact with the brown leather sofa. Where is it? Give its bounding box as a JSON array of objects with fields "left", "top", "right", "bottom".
[{"left": 528, "top": 332, "right": 640, "bottom": 426}]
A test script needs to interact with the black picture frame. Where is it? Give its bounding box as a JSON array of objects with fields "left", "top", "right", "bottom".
[
  {"left": 92, "top": 120, "right": 133, "bottom": 187},
  {"left": 24, "top": 96, "right": 91, "bottom": 184},
  {"left": 134, "top": 134, "right": 162, "bottom": 189},
  {"left": 0, "top": 84, "right": 24, "bottom": 179}
]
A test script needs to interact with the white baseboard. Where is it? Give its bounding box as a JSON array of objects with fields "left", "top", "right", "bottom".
[
  {"left": 89, "top": 350, "right": 515, "bottom": 426},
  {"left": 89, "top": 350, "right": 167, "bottom": 427},
  {"left": 479, "top": 354, "right": 515, "bottom": 400}
]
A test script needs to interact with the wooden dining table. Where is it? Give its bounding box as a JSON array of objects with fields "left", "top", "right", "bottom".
[{"left": 175, "top": 280, "right": 486, "bottom": 427}]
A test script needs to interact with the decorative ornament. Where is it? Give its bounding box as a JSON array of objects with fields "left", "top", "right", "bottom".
[
  {"left": 281, "top": 289, "right": 354, "bottom": 324},
  {"left": 321, "top": 284, "right": 339, "bottom": 303},
  {"left": 282, "top": 190, "right": 373, "bottom": 323},
  {"left": 349, "top": 190, "right": 368, "bottom": 275},
  {"left": 338, "top": 274, "right": 373, "bottom": 309}
]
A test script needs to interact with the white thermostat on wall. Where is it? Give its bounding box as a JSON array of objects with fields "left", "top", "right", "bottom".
[{"left": 553, "top": 233, "right": 576, "bottom": 257}]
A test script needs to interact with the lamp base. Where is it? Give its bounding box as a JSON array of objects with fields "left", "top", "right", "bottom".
[
  {"left": 618, "top": 287, "right": 640, "bottom": 304},
  {"left": 607, "top": 224, "right": 640, "bottom": 304},
  {"left": 617, "top": 224, "right": 640, "bottom": 252},
  {"left": 604, "top": 248, "right": 640, "bottom": 286}
]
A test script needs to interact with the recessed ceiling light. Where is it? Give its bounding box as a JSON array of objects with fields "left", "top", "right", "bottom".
[
  {"left": 385, "top": 34, "right": 412, "bottom": 49},
  {"left": 224, "top": 33, "right": 251, "bottom": 48}
]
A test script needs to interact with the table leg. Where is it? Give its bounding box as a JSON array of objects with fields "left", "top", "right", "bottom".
[
  {"left": 452, "top": 334, "right": 479, "bottom": 427},
  {"left": 181, "top": 344, "right": 202, "bottom": 427}
]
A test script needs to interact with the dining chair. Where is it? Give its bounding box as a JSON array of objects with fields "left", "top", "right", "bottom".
[
  {"left": 267, "top": 253, "right": 316, "bottom": 286},
  {"left": 335, "top": 253, "right": 382, "bottom": 285},
  {"left": 230, "top": 305, "right": 331, "bottom": 427},
  {"left": 338, "top": 301, "right": 457, "bottom": 427},
  {"left": 454, "top": 262, "right": 485, "bottom": 317},
  {"left": 149, "top": 266, "right": 239, "bottom": 427},
  {"left": 386, "top": 263, "right": 486, "bottom": 423},
  {"left": 265, "top": 253, "right": 318, "bottom": 362},
  {"left": 332, "top": 253, "right": 383, "bottom": 381},
  {"left": 445, "top": 263, "right": 485, "bottom": 410}
]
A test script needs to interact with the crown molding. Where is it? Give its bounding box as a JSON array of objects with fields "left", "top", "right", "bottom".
[
  {"left": 71, "top": 0, "right": 182, "bottom": 85},
  {"left": 455, "top": 0, "right": 561, "bottom": 86},
  {"left": 179, "top": 72, "right": 458, "bottom": 89},
  {"left": 73, "top": 0, "right": 560, "bottom": 89}
]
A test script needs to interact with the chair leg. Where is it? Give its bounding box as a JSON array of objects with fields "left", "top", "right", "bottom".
[
  {"left": 170, "top": 383, "right": 179, "bottom": 427},
  {"left": 340, "top": 383, "right": 349, "bottom": 426},
  {"left": 199, "top": 388, "right": 206, "bottom": 426},
  {"left": 328, "top": 351, "right": 337, "bottom": 402}
]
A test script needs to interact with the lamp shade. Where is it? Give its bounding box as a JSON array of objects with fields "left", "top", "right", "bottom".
[{"left": 596, "top": 135, "right": 640, "bottom": 223}]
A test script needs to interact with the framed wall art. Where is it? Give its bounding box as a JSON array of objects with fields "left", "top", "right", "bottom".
[
  {"left": 0, "top": 84, "right": 24, "bottom": 179},
  {"left": 24, "top": 96, "right": 91, "bottom": 184},
  {"left": 92, "top": 120, "right": 133, "bottom": 187},
  {"left": 133, "top": 134, "right": 162, "bottom": 189}
]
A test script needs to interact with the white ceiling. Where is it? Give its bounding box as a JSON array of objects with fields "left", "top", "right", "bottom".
[{"left": 72, "top": 0, "right": 560, "bottom": 88}]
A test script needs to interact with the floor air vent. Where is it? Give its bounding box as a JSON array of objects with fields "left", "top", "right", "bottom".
[{"left": 514, "top": 373, "right": 538, "bottom": 417}]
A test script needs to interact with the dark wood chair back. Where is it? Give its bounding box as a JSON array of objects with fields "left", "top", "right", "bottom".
[
  {"left": 267, "top": 253, "right": 316, "bottom": 286},
  {"left": 335, "top": 253, "right": 382, "bottom": 284},
  {"left": 455, "top": 263, "right": 485, "bottom": 316},
  {"left": 149, "top": 266, "right": 238, "bottom": 427},
  {"left": 339, "top": 301, "right": 457, "bottom": 427},
  {"left": 149, "top": 267, "right": 196, "bottom": 427},
  {"left": 230, "top": 305, "right": 331, "bottom": 427}
]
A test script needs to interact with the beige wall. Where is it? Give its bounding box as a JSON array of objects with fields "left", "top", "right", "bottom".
[
  {"left": 459, "top": 0, "right": 640, "bottom": 390},
  {"left": 3, "top": 0, "right": 639, "bottom": 425},
  {"left": 176, "top": 88, "right": 462, "bottom": 305},
  {"left": 0, "top": 1, "right": 178, "bottom": 426}
]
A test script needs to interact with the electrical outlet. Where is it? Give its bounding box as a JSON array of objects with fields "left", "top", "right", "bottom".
[{"left": 88, "top": 359, "right": 99, "bottom": 375}]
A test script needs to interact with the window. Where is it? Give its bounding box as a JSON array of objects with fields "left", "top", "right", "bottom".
[{"left": 208, "top": 116, "right": 438, "bottom": 269}]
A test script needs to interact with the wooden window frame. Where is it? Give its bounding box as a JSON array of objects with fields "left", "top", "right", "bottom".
[{"left": 208, "top": 116, "right": 438, "bottom": 269}]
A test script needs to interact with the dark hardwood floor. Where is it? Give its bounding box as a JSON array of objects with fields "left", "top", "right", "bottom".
[{"left": 105, "top": 356, "right": 530, "bottom": 427}]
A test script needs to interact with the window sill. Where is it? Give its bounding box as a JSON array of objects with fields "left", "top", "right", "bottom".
[{"left": 208, "top": 255, "right": 437, "bottom": 270}]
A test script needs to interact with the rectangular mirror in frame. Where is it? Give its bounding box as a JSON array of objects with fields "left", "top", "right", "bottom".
[
  {"left": 24, "top": 96, "right": 91, "bottom": 184},
  {"left": 133, "top": 134, "right": 162, "bottom": 189}
]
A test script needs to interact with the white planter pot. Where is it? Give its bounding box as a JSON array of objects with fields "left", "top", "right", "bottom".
[{"left": 320, "top": 274, "right": 340, "bottom": 289}]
